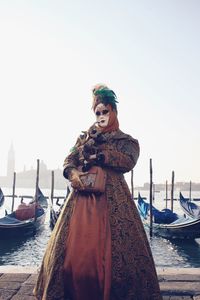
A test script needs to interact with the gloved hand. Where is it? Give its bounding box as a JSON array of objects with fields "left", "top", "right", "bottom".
[{"left": 69, "top": 169, "right": 86, "bottom": 189}]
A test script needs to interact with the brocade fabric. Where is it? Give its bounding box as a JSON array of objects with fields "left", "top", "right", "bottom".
[{"left": 33, "top": 129, "right": 162, "bottom": 300}]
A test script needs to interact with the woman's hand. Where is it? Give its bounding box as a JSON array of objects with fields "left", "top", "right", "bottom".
[{"left": 69, "top": 169, "right": 86, "bottom": 189}]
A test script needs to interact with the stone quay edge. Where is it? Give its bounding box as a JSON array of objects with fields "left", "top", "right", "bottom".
[{"left": 0, "top": 266, "right": 200, "bottom": 299}]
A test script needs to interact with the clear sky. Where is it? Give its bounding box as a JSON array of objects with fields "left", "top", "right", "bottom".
[{"left": 0, "top": 0, "right": 200, "bottom": 186}]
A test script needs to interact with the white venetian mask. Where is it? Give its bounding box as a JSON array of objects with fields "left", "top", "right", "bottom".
[{"left": 95, "top": 103, "right": 110, "bottom": 128}]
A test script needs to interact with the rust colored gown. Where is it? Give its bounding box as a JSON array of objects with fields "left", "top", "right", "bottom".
[{"left": 34, "top": 129, "right": 162, "bottom": 300}]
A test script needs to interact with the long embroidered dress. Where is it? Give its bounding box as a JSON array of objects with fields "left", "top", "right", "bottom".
[{"left": 34, "top": 129, "right": 162, "bottom": 300}]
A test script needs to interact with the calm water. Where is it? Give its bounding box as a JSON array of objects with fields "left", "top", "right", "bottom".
[{"left": 0, "top": 187, "right": 200, "bottom": 267}]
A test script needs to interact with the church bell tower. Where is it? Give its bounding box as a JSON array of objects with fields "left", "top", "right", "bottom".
[{"left": 7, "top": 143, "right": 15, "bottom": 178}]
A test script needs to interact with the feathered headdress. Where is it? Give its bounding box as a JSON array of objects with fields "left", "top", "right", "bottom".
[{"left": 92, "top": 84, "right": 118, "bottom": 111}]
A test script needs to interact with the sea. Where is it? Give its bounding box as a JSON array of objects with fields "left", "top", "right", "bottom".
[{"left": 0, "top": 187, "right": 200, "bottom": 268}]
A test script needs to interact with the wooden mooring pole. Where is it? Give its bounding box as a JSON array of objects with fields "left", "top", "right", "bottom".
[
  {"left": 165, "top": 180, "right": 168, "bottom": 209},
  {"left": 189, "top": 180, "right": 192, "bottom": 201},
  {"left": 149, "top": 159, "right": 153, "bottom": 237},
  {"left": 153, "top": 183, "right": 155, "bottom": 202},
  {"left": 51, "top": 170, "right": 54, "bottom": 206},
  {"left": 34, "top": 159, "right": 40, "bottom": 221},
  {"left": 171, "top": 171, "right": 175, "bottom": 212},
  {"left": 11, "top": 172, "right": 16, "bottom": 212}
]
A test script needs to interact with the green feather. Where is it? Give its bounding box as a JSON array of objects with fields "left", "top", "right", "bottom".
[{"left": 94, "top": 88, "right": 118, "bottom": 110}]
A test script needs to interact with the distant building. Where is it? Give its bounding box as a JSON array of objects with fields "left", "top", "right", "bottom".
[
  {"left": 0, "top": 145, "right": 68, "bottom": 190},
  {"left": 136, "top": 181, "right": 200, "bottom": 191},
  {"left": 7, "top": 143, "right": 15, "bottom": 179}
]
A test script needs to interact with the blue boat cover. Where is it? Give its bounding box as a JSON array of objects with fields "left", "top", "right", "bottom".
[
  {"left": 179, "top": 192, "right": 200, "bottom": 219},
  {"left": 0, "top": 214, "right": 22, "bottom": 225},
  {"left": 0, "top": 207, "right": 44, "bottom": 226},
  {"left": 138, "top": 194, "right": 179, "bottom": 224}
]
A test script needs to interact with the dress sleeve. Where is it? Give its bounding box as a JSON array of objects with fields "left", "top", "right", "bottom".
[
  {"left": 63, "top": 134, "right": 84, "bottom": 179},
  {"left": 63, "top": 131, "right": 89, "bottom": 179},
  {"left": 99, "top": 138, "right": 140, "bottom": 173},
  {"left": 63, "top": 148, "right": 80, "bottom": 179}
]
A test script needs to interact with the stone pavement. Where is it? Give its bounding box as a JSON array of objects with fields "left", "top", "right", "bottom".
[
  {"left": 0, "top": 266, "right": 37, "bottom": 300},
  {"left": 0, "top": 266, "right": 200, "bottom": 300}
]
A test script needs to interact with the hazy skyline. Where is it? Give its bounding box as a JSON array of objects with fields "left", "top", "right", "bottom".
[{"left": 0, "top": 0, "right": 200, "bottom": 186}]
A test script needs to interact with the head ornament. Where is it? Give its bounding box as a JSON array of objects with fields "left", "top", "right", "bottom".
[{"left": 92, "top": 84, "right": 118, "bottom": 111}]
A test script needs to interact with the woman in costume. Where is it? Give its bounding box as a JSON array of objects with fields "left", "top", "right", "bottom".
[{"left": 34, "top": 85, "right": 162, "bottom": 300}]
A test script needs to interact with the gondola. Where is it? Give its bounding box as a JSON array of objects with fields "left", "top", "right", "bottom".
[
  {"left": 0, "top": 188, "right": 4, "bottom": 207},
  {"left": 0, "top": 205, "right": 45, "bottom": 239},
  {"left": 0, "top": 188, "right": 47, "bottom": 239},
  {"left": 50, "top": 202, "right": 61, "bottom": 230},
  {"left": 137, "top": 193, "right": 200, "bottom": 240},
  {"left": 179, "top": 192, "right": 200, "bottom": 219},
  {"left": 50, "top": 187, "right": 70, "bottom": 229},
  {"left": 18, "top": 187, "right": 48, "bottom": 209},
  {"left": 37, "top": 187, "right": 48, "bottom": 208}
]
